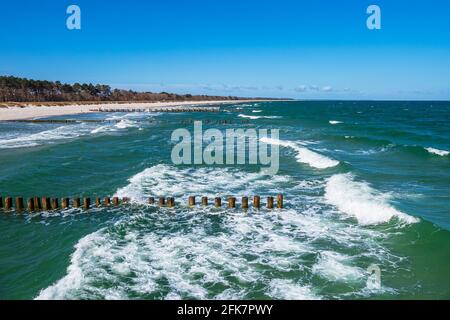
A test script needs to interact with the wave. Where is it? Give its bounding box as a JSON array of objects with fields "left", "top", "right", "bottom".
[
  {"left": 260, "top": 137, "right": 339, "bottom": 169},
  {"left": 325, "top": 174, "right": 419, "bottom": 226},
  {"left": 115, "top": 164, "right": 291, "bottom": 203},
  {"left": 425, "top": 147, "right": 449, "bottom": 157},
  {"left": 252, "top": 110, "right": 263, "bottom": 113},
  {"left": 329, "top": 120, "right": 343, "bottom": 125},
  {"left": 312, "top": 251, "right": 365, "bottom": 282},
  {"left": 0, "top": 124, "right": 92, "bottom": 149},
  {"left": 36, "top": 165, "right": 401, "bottom": 299},
  {"left": 0, "top": 118, "right": 143, "bottom": 149},
  {"left": 238, "top": 114, "right": 282, "bottom": 120}
]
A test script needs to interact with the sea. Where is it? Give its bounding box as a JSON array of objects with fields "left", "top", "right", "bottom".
[{"left": 0, "top": 100, "right": 449, "bottom": 300}]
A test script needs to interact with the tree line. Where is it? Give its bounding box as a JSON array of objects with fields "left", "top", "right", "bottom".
[{"left": 0, "top": 76, "right": 246, "bottom": 103}]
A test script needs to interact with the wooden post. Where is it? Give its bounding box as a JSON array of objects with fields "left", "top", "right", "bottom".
[
  {"left": 112, "top": 197, "right": 119, "bottom": 206},
  {"left": 277, "top": 194, "right": 284, "bottom": 209},
  {"left": 15, "top": 197, "right": 24, "bottom": 212},
  {"left": 167, "top": 197, "right": 175, "bottom": 208},
  {"left": 5, "top": 197, "right": 12, "bottom": 211},
  {"left": 0, "top": 196, "right": 3, "bottom": 209},
  {"left": 159, "top": 197, "right": 166, "bottom": 207},
  {"left": 51, "top": 198, "right": 59, "bottom": 210},
  {"left": 73, "top": 198, "right": 81, "bottom": 208},
  {"left": 62, "top": 198, "right": 69, "bottom": 209},
  {"left": 228, "top": 197, "right": 236, "bottom": 208},
  {"left": 188, "top": 196, "right": 196, "bottom": 207},
  {"left": 96, "top": 197, "right": 101, "bottom": 207},
  {"left": 83, "top": 198, "right": 90, "bottom": 210},
  {"left": 42, "top": 197, "right": 51, "bottom": 211},
  {"left": 148, "top": 197, "right": 155, "bottom": 205},
  {"left": 215, "top": 197, "right": 222, "bottom": 208},
  {"left": 242, "top": 197, "right": 249, "bottom": 209},
  {"left": 104, "top": 197, "right": 111, "bottom": 206},
  {"left": 34, "top": 197, "right": 42, "bottom": 210},
  {"left": 267, "top": 196, "right": 274, "bottom": 209},
  {"left": 27, "top": 198, "right": 35, "bottom": 212},
  {"left": 202, "top": 196, "right": 208, "bottom": 207},
  {"left": 123, "top": 197, "right": 130, "bottom": 204},
  {"left": 253, "top": 196, "right": 261, "bottom": 209}
]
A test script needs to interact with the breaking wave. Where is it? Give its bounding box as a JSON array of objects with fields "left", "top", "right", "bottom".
[
  {"left": 260, "top": 137, "right": 339, "bottom": 169},
  {"left": 325, "top": 174, "right": 419, "bottom": 225}
]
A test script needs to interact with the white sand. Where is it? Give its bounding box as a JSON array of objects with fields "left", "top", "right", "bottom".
[{"left": 0, "top": 100, "right": 263, "bottom": 121}]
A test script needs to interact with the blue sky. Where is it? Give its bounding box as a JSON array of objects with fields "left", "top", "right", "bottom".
[{"left": 1, "top": 0, "right": 450, "bottom": 99}]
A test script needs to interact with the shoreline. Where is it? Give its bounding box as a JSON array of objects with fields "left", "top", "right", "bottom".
[{"left": 0, "top": 100, "right": 272, "bottom": 121}]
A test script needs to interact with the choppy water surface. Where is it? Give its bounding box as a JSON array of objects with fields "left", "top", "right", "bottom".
[{"left": 0, "top": 101, "right": 449, "bottom": 299}]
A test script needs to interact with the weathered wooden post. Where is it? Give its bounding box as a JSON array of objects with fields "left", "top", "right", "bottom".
[
  {"left": 277, "top": 194, "right": 284, "bottom": 209},
  {"left": 27, "top": 198, "right": 35, "bottom": 212},
  {"left": 0, "top": 196, "right": 3, "bottom": 209},
  {"left": 104, "top": 197, "right": 111, "bottom": 206},
  {"left": 215, "top": 197, "right": 222, "bottom": 208},
  {"left": 51, "top": 198, "right": 59, "bottom": 210},
  {"left": 148, "top": 197, "right": 155, "bottom": 205},
  {"left": 5, "top": 197, "right": 12, "bottom": 211},
  {"left": 34, "top": 197, "right": 42, "bottom": 210},
  {"left": 113, "top": 197, "right": 119, "bottom": 206},
  {"left": 83, "top": 198, "right": 90, "bottom": 210},
  {"left": 73, "top": 198, "right": 81, "bottom": 208},
  {"left": 267, "top": 196, "right": 274, "bottom": 209},
  {"left": 242, "top": 197, "right": 249, "bottom": 210},
  {"left": 16, "top": 197, "right": 24, "bottom": 212},
  {"left": 167, "top": 197, "right": 175, "bottom": 208},
  {"left": 95, "top": 197, "right": 101, "bottom": 207},
  {"left": 159, "top": 197, "right": 166, "bottom": 207},
  {"left": 253, "top": 196, "right": 261, "bottom": 209},
  {"left": 188, "top": 196, "right": 196, "bottom": 207},
  {"left": 42, "top": 197, "right": 51, "bottom": 211},
  {"left": 228, "top": 197, "right": 236, "bottom": 208},
  {"left": 62, "top": 198, "right": 69, "bottom": 209},
  {"left": 202, "top": 197, "right": 208, "bottom": 207},
  {"left": 123, "top": 197, "right": 130, "bottom": 204}
]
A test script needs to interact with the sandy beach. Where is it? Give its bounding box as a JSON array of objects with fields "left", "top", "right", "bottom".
[{"left": 0, "top": 100, "right": 263, "bottom": 121}]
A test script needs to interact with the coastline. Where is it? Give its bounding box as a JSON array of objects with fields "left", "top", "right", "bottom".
[{"left": 0, "top": 100, "right": 270, "bottom": 121}]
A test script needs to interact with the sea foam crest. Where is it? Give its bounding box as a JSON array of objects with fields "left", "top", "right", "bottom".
[
  {"left": 325, "top": 174, "right": 419, "bottom": 225},
  {"left": 425, "top": 147, "right": 449, "bottom": 156},
  {"left": 260, "top": 137, "right": 339, "bottom": 169}
]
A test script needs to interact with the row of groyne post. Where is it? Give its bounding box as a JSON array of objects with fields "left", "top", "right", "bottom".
[
  {"left": 90, "top": 106, "right": 221, "bottom": 113},
  {"left": 0, "top": 195, "right": 284, "bottom": 213}
]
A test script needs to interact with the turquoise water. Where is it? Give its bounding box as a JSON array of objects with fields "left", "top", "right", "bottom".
[{"left": 0, "top": 101, "right": 449, "bottom": 300}]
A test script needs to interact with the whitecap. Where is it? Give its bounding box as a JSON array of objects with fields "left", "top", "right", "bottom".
[
  {"left": 260, "top": 137, "right": 339, "bottom": 169},
  {"left": 324, "top": 174, "right": 419, "bottom": 225},
  {"left": 425, "top": 147, "right": 449, "bottom": 156}
]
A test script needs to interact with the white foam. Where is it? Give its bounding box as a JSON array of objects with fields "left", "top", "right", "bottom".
[
  {"left": 329, "top": 120, "right": 343, "bottom": 125},
  {"left": 260, "top": 137, "right": 339, "bottom": 169},
  {"left": 312, "top": 251, "right": 365, "bottom": 282},
  {"left": 238, "top": 114, "right": 282, "bottom": 120},
  {"left": 268, "top": 279, "right": 320, "bottom": 300},
  {"left": 252, "top": 110, "right": 263, "bottom": 113},
  {"left": 325, "top": 174, "right": 419, "bottom": 225},
  {"left": 425, "top": 147, "right": 449, "bottom": 156},
  {"left": 115, "top": 164, "right": 291, "bottom": 203},
  {"left": 36, "top": 166, "right": 404, "bottom": 300},
  {"left": 0, "top": 124, "right": 92, "bottom": 149}
]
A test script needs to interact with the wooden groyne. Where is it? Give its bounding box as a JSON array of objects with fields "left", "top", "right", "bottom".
[
  {"left": 0, "top": 195, "right": 284, "bottom": 213},
  {"left": 90, "top": 106, "right": 221, "bottom": 113}
]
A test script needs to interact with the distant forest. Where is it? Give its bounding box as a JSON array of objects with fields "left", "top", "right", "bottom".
[{"left": 0, "top": 76, "right": 253, "bottom": 103}]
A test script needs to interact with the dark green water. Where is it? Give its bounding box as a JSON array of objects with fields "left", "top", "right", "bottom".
[{"left": 0, "top": 101, "right": 449, "bottom": 299}]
